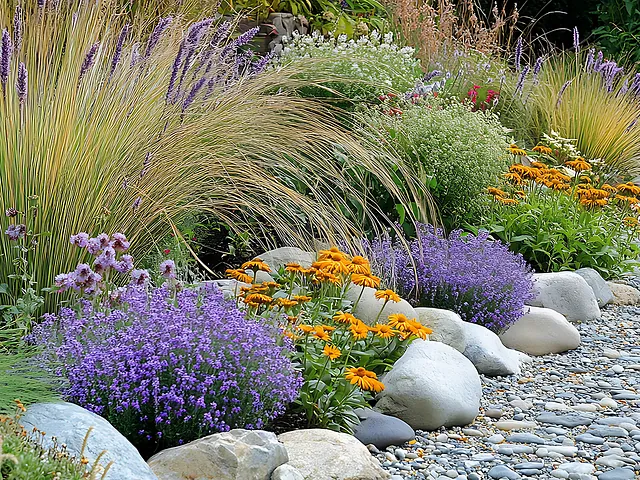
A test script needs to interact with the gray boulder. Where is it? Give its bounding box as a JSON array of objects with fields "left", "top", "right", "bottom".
[
  {"left": 278, "top": 429, "right": 388, "bottom": 480},
  {"left": 527, "top": 272, "right": 601, "bottom": 322},
  {"left": 607, "top": 281, "right": 640, "bottom": 305},
  {"left": 148, "top": 429, "right": 287, "bottom": 480},
  {"left": 20, "top": 402, "right": 157, "bottom": 480},
  {"left": 256, "top": 247, "right": 316, "bottom": 271},
  {"left": 271, "top": 464, "right": 305, "bottom": 480},
  {"left": 463, "top": 322, "right": 530, "bottom": 376},
  {"left": 575, "top": 267, "right": 614, "bottom": 307},
  {"left": 345, "top": 285, "right": 417, "bottom": 326},
  {"left": 375, "top": 340, "right": 481, "bottom": 430},
  {"left": 415, "top": 307, "right": 467, "bottom": 352},
  {"left": 208, "top": 279, "right": 250, "bottom": 300},
  {"left": 352, "top": 408, "right": 415, "bottom": 449},
  {"left": 500, "top": 306, "right": 581, "bottom": 356}
]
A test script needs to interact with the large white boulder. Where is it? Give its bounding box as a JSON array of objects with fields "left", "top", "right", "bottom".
[
  {"left": 575, "top": 268, "right": 613, "bottom": 307},
  {"left": 500, "top": 306, "right": 581, "bottom": 356},
  {"left": 21, "top": 402, "right": 157, "bottom": 480},
  {"left": 415, "top": 307, "right": 467, "bottom": 352},
  {"left": 345, "top": 285, "right": 417, "bottom": 326},
  {"left": 527, "top": 272, "right": 601, "bottom": 322},
  {"left": 278, "top": 429, "right": 388, "bottom": 480},
  {"left": 257, "top": 247, "right": 316, "bottom": 270},
  {"left": 375, "top": 340, "right": 481, "bottom": 430},
  {"left": 148, "top": 429, "right": 288, "bottom": 480},
  {"left": 607, "top": 281, "right": 640, "bottom": 305},
  {"left": 463, "top": 322, "right": 530, "bottom": 376}
]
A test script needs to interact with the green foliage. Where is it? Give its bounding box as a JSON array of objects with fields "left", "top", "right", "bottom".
[
  {"left": 593, "top": 0, "right": 640, "bottom": 63},
  {"left": 0, "top": 408, "right": 108, "bottom": 480},
  {"left": 277, "top": 31, "right": 423, "bottom": 103},
  {"left": 361, "top": 98, "right": 510, "bottom": 227},
  {"left": 476, "top": 144, "right": 640, "bottom": 279},
  {"left": 0, "top": 353, "right": 59, "bottom": 414}
]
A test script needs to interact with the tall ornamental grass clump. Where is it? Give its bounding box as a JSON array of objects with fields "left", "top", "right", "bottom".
[
  {"left": 361, "top": 98, "right": 509, "bottom": 227},
  {"left": 0, "top": 1, "right": 429, "bottom": 310},
  {"left": 28, "top": 284, "right": 301, "bottom": 457},
  {"left": 356, "top": 224, "right": 534, "bottom": 332}
]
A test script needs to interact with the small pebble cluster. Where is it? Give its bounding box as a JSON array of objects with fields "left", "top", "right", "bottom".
[{"left": 370, "top": 305, "right": 640, "bottom": 480}]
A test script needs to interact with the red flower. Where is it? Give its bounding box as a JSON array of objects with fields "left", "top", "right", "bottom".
[{"left": 163, "top": 249, "right": 171, "bottom": 255}]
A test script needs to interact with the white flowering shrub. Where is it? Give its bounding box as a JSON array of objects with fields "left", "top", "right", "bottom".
[{"left": 277, "top": 31, "right": 423, "bottom": 102}]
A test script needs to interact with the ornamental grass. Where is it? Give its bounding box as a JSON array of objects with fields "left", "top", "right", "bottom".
[{"left": 0, "top": 1, "right": 430, "bottom": 312}]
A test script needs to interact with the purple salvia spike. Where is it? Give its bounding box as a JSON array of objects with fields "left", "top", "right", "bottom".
[
  {"left": 145, "top": 16, "right": 173, "bottom": 59},
  {"left": 79, "top": 42, "right": 100, "bottom": 83},
  {"left": 515, "top": 65, "right": 530, "bottom": 94},
  {"left": 532, "top": 57, "right": 544, "bottom": 83},
  {"left": 166, "top": 40, "right": 186, "bottom": 104},
  {"left": 209, "top": 21, "right": 232, "bottom": 47},
  {"left": 176, "top": 19, "right": 214, "bottom": 99},
  {"left": 251, "top": 51, "right": 274, "bottom": 76},
  {"left": 0, "top": 29, "right": 12, "bottom": 96},
  {"left": 572, "top": 26, "right": 579, "bottom": 52},
  {"left": 13, "top": 6, "right": 22, "bottom": 54},
  {"left": 514, "top": 37, "right": 522, "bottom": 72},
  {"left": 109, "top": 24, "right": 130, "bottom": 80},
  {"left": 182, "top": 76, "right": 207, "bottom": 111},
  {"left": 16, "top": 61, "right": 27, "bottom": 105},
  {"left": 220, "top": 27, "right": 259, "bottom": 60},
  {"left": 556, "top": 80, "right": 572, "bottom": 107}
]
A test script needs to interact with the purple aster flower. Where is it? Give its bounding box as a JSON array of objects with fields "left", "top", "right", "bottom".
[
  {"left": 95, "top": 233, "right": 110, "bottom": 249},
  {"left": 70, "top": 232, "right": 90, "bottom": 248},
  {"left": 109, "top": 24, "right": 130, "bottom": 80},
  {"left": 86, "top": 238, "right": 102, "bottom": 255},
  {"left": 159, "top": 259, "right": 176, "bottom": 279},
  {"left": 74, "top": 263, "right": 93, "bottom": 282},
  {"left": 1, "top": 29, "right": 13, "bottom": 95},
  {"left": 110, "top": 233, "right": 130, "bottom": 252},
  {"left": 5, "top": 224, "right": 26, "bottom": 241},
  {"left": 54, "top": 273, "right": 76, "bottom": 292},
  {"left": 79, "top": 42, "right": 100, "bottom": 83},
  {"left": 130, "top": 269, "right": 150, "bottom": 286},
  {"left": 93, "top": 253, "right": 115, "bottom": 274},
  {"left": 145, "top": 17, "right": 173, "bottom": 59},
  {"left": 16, "top": 62, "right": 27, "bottom": 105},
  {"left": 514, "top": 37, "right": 522, "bottom": 72},
  {"left": 114, "top": 254, "right": 134, "bottom": 274}
]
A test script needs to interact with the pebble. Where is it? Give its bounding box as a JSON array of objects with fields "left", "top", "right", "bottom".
[
  {"left": 597, "top": 468, "right": 636, "bottom": 480},
  {"left": 488, "top": 465, "right": 521, "bottom": 479}
]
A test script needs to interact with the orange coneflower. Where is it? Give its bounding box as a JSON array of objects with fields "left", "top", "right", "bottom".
[
  {"left": 345, "top": 367, "right": 385, "bottom": 392},
  {"left": 624, "top": 216, "right": 640, "bottom": 227},
  {"left": 352, "top": 273, "right": 381, "bottom": 288},
  {"left": 293, "top": 295, "right": 312, "bottom": 303},
  {"left": 285, "top": 262, "right": 305, "bottom": 273},
  {"left": 532, "top": 145, "right": 553, "bottom": 155},
  {"left": 529, "top": 160, "right": 548, "bottom": 169},
  {"left": 374, "top": 289, "right": 401, "bottom": 303},
  {"left": 407, "top": 319, "right": 433, "bottom": 340},
  {"left": 565, "top": 157, "right": 591, "bottom": 172},
  {"left": 503, "top": 172, "right": 525, "bottom": 185},
  {"left": 318, "top": 247, "right": 347, "bottom": 262},
  {"left": 286, "top": 315, "right": 298, "bottom": 324},
  {"left": 349, "top": 256, "right": 371, "bottom": 274},
  {"left": 349, "top": 321, "right": 370, "bottom": 340},
  {"left": 334, "top": 311, "right": 359, "bottom": 324},
  {"left": 373, "top": 323, "right": 396, "bottom": 339},
  {"left": 244, "top": 293, "right": 272, "bottom": 305},
  {"left": 615, "top": 195, "right": 640, "bottom": 204},
  {"left": 242, "top": 258, "right": 271, "bottom": 272},
  {"left": 225, "top": 268, "right": 254, "bottom": 284},
  {"left": 497, "top": 197, "right": 519, "bottom": 205},
  {"left": 314, "top": 259, "right": 351, "bottom": 275},
  {"left": 515, "top": 190, "right": 526, "bottom": 198},
  {"left": 297, "top": 324, "right": 315, "bottom": 334},
  {"left": 508, "top": 144, "right": 527, "bottom": 156},
  {"left": 616, "top": 182, "right": 640, "bottom": 196},
  {"left": 322, "top": 344, "right": 341, "bottom": 360},
  {"left": 602, "top": 184, "right": 618, "bottom": 194},
  {"left": 313, "top": 326, "right": 331, "bottom": 342},
  {"left": 315, "top": 270, "right": 341, "bottom": 285},
  {"left": 274, "top": 298, "right": 298, "bottom": 308},
  {"left": 388, "top": 313, "right": 413, "bottom": 332},
  {"left": 487, "top": 187, "right": 507, "bottom": 197}
]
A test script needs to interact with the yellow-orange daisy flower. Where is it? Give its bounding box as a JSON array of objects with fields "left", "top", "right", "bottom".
[
  {"left": 388, "top": 313, "right": 413, "bottom": 332},
  {"left": 241, "top": 258, "right": 271, "bottom": 272},
  {"left": 374, "top": 289, "right": 401, "bottom": 303},
  {"left": 333, "top": 311, "right": 359, "bottom": 324},
  {"left": 373, "top": 323, "right": 396, "bottom": 339},
  {"left": 244, "top": 293, "right": 272, "bottom": 305},
  {"left": 532, "top": 145, "right": 552, "bottom": 155},
  {"left": 293, "top": 295, "right": 312, "bottom": 303},
  {"left": 225, "top": 268, "right": 253, "bottom": 284},
  {"left": 349, "top": 256, "right": 371, "bottom": 274},
  {"left": 285, "top": 262, "right": 305, "bottom": 273},
  {"left": 565, "top": 158, "right": 591, "bottom": 172},
  {"left": 349, "top": 321, "right": 369, "bottom": 340},
  {"left": 322, "top": 344, "right": 341, "bottom": 360},
  {"left": 508, "top": 144, "right": 527, "bottom": 156},
  {"left": 345, "top": 367, "right": 385, "bottom": 392},
  {"left": 352, "top": 273, "right": 381, "bottom": 288}
]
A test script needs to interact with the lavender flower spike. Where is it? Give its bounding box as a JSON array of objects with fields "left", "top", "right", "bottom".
[
  {"left": 232, "top": 26, "right": 259, "bottom": 49},
  {"left": 145, "top": 16, "right": 173, "bottom": 59},
  {"left": 38, "top": 0, "right": 45, "bottom": 9},
  {"left": 515, "top": 65, "right": 530, "bottom": 94},
  {"left": 572, "top": 26, "right": 580, "bottom": 52},
  {"left": 585, "top": 48, "right": 595, "bottom": 72},
  {"left": 1, "top": 29, "right": 13, "bottom": 95},
  {"left": 109, "top": 24, "right": 130, "bottom": 80},
  {"left": 514, "top": 37, "right": 522, "bottom": 72},
  {"left": 556, "top": 80, "right": 572, "bottom": 107},
  {"left": 182, "top": 76, "right": 207, "bottom": 111},
  {"left": 16, "top": 62, "right": 27, "bottom": 105},
  {"left": 79, "top": 42, "right": 100, "bottom": 83},
  {"left": 532, "top": 57, "right": 544, "bottom": 82},
  {"left": 13, "top": 6, "right": 22, "bottom": 54}
]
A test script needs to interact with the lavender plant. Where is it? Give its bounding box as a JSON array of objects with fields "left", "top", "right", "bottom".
[
  {"left": 29, "top": 283, "right": 301, "bottom": 456},
  {"left": 355, "top": 224, "right": 534, "bottom": 332}
]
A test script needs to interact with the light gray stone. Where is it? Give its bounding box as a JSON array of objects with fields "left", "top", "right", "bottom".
[
  {"left": 257, "top": 247, "right": 316, "bottom": 270},
  {"left": 500, "top": 306, "right": 581, "bottom": 355},
  {"left": 353, "top": 408, "right": 415, "bottom": 450},
  {"left": 278, "top": 429, "right": 389, "bottom": 480},
  {"left": 575, "top": 268, "right": 614, "bottom": 307},
  {"left": 271, "top": 464, "right": 305, "bottom": 480},
  {"left": 527, "top": 272, "right": 601, "bottom": 322},
  {"left": 463, "top": 322, "right": 529, "bottom": 376},
  {"left": 415, "top": 307, "right": 467, "bottom": 352},
  {"left": 208, "top": 279, "right": 250, "bottom": 300},
  {"left": 375, "top": 340, "right": 481, "bottom": 430},
  {"left": 148, "top": 429, "right": 287, "bottom": 480},
  {"left": 345, "top": 285, "right": 418, "bottom": 326},
  {"left": 607, "top": 282, "right": 640, "bottom": 306},
  {"left": 21, "top": 402, "right": 157, "bottom": 480}
]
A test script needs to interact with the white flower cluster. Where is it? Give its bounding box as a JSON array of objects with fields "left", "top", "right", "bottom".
[{"left": 541, "top": 131, "right": 582, "bottom": 159}]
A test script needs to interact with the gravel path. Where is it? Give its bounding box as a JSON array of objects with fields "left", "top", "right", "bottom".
[{"left": 371, "top": 305, "right": 640, "bottom": 480}]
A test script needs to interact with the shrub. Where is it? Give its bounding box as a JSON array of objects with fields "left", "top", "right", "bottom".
[
  {"left": 354, "top": 224, "right": 534, "bottom": 332},
  {"left": 0, "top": 2, "right": 428, "bottom": 315},
  {"left": 477, "top": 140, "right": 640, "bottom": 279},
  {"left": 29, "top": 284, "right": 301, "bottom": 457},
  {"left": 361, "top": 98, "right": 510, "bottom": 227},
  {"left": 230, "top": 248, "right": 426, "bottom": 432},
  {"left": 277, "top": 31, "right": 423, "bottom": 102}
]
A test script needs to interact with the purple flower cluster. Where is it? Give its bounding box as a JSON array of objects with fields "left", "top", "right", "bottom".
[
  {"left": 29, "top": 283, "right": 301, "bottom": 453},
  {"left": 356, "top": 224, "right": 534, "bottom": 332},
  {"left": 55, "top": 232, "right": 138, "bottom": 294},
  {"left": 5, "top": 223, "right": 26, "bottom": 240}
]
